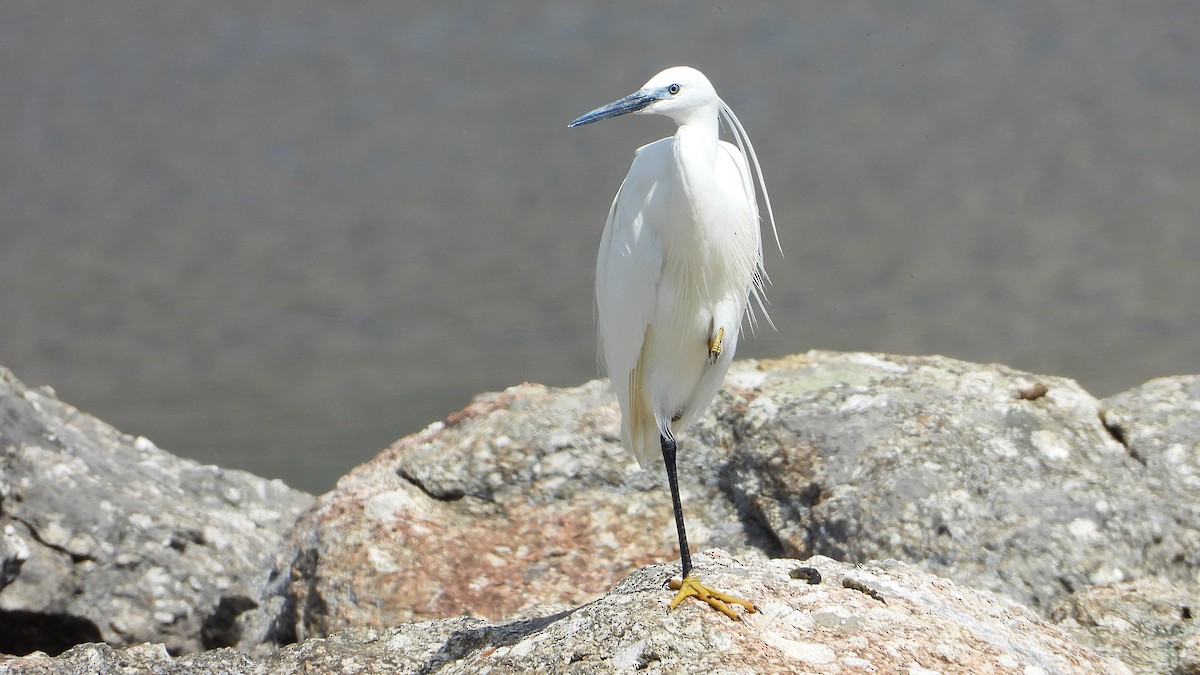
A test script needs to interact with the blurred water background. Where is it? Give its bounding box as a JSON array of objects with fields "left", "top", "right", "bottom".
[{"left": 2, "top": 2, "right": 1197, "bottom": 493}]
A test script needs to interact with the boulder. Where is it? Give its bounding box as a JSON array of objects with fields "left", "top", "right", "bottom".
[
  {"left": 261, "top": 377, "right": 704, "bottom": 643},
  {"left": 259, "top": 351, "right": 1200, "bottom": 649},
  {"left": 721, "top": 353, "right": 1200, "bottom": 610},
  {"left": 1100, "top": 374, "right": 1200, "bottom": 534},
  {"left": 0, "top": 552, "right": 1128, "bottom": 674},
  {"left": 0, "top": 366, "right": 313, "bottom": 656}
]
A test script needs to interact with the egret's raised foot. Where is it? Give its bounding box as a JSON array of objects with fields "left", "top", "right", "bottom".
[
  {"left": 707, "top": 326, "right": 725, "bottom": 364},
  {"left": 668, "top": 575, "right": 755, "bottom": 620}
]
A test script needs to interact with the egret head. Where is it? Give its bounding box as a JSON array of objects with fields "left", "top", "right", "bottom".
[
  {"left": 569, "top": 66, "right": 783, "bottom": 257},
  {"left": 568, "top": 66, "right": 719, "bottom": 128}
]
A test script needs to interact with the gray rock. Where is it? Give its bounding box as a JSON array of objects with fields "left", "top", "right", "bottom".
[
  {"left": 0, "top": 552, "right": 1127, "bottom": 674},
  {"left": 1050, "top": 576, "right": 1200, "bottom": 674},
  {"left": 1183, "top": 633, "right": 1200, "bottom": 675},
  {"left": 1101, "top": 375, "right": 1200, "bottom": 548},
  {"left": 261, "top": 351, "right": 1200, "bottom": 649},
  {"left": 718, "top": 352, "right": 1200, "bottom": 611},
  {"left": 0, "top": 366, "right": 313, "bottom": 656}
]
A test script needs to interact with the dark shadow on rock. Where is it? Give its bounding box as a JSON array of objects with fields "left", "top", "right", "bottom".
[
  {"left": 0, "top": 610, "right": 103, "bottom": 657},
  {"left": 416, "top": 606, "right": 578, "bottom": 675},
  {"left": 264, "top": 545, "right": 323, "bottom": 648},
  {"left": 716, "top": 459, "right": 786, "bottom": 559},
  {"left": 201, "top": 595, "right": 259, "bottom": 650}
]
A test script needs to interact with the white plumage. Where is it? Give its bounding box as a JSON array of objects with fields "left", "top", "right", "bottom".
[{"left": 575, "top": 66, "right": 777, "bottom": 467}]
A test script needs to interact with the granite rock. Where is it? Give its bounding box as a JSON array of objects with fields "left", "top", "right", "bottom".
[
  {"left": 4, "top": 351, "right": 1199, "bottom": 670},
  {"left": 719, "top": 352, "right": 1200, "bottom": 610},
  {"left": 1050, "top": 576, "right": 1200, "bottom": 674},
  {"left": 259, "top": 351, "right": 1200, "bottom": 650},
  {"left": 261, "top": 378, "right": 704, "bottom": 643},
  {"left": 0, "top": 367, "right": 313, "bottom": 656},
  {"left": 1, "top": 552, "right": 1127, "bottom": 674}
]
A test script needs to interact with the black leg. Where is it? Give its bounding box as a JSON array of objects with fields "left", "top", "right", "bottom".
[{"left": 660, "top": 432, "right": 693, "bottom": 579}]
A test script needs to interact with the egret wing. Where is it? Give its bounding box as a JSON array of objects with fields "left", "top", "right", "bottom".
[{"left": 596, "top": 139, "right": 673, "bottom": 466}]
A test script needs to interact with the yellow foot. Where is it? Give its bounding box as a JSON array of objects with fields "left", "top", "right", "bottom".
[
  {"left": 668, "top": 575, "right": 755, "bottom": 620},
  {"left": 707, "top": 326, "right": 725, "bottom": 363}
]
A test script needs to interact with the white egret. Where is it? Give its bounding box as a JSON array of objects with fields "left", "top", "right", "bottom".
[{"left": 569, "top": 66, "right": 779, "bottom": 620}]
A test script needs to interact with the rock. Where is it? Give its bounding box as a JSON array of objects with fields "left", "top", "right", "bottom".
[
  {"left": 262, "top": 378, "right": 718, "bottom": 643},
  {"left": 260, "top": 351, "right": 1200, "bottom": 647},
  {"left": 0, "top": 524, "right": 30, "bottom": 592},
  {"left": 1050, "top": 576, "right": 1200, "bottom": 674},
  {"left": 0, "top": 552, "right": 1128, "bottom": 674},
  {"left": 1182, "top": 632, "right": 1200, "bottom": 675},
  {"left": 719, "top": 352, "right": 1200, "bottom": 611},
  {"left": 4, "top": 352, "right": 1198, "bottom": 667},
  {"left": 0, "top": 366, "right": 313, "bottom": 656},
  {"left": 1100, "top": 374, "right": 1200, "bottom": 557}
]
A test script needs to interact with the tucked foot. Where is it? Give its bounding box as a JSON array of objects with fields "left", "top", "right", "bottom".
[
  {"left": 668, "top": 575, "right": 755, "bottom": 620},
  {"left": 707, "top": 326, "right": 725, "bottom": 364}
]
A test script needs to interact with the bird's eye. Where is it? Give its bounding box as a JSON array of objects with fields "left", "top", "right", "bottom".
[{"left": 668, "top": 84, "right": 680, "bottom": 95}]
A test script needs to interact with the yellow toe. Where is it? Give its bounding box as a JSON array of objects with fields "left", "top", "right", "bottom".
[{"left": 668, "top": 575, "right": 755, "bottom": 620}]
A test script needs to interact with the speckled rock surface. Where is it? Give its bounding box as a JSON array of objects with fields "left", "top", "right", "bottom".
[
  {"left": 718, "top": 352, "right": 1200, "bottom": 611},
  {"left": 262, "top": 378, "right": 719, "bottom": 643},
  {"left": 0, "top": 366, "right": 313, "bottom": 656},
  {"left": 1100, "top": 375, "right": 1200, "bottom": 558},
  {"left": 0, "top": 552, "right": 1127, "bottom": 674},
  {"left": 1050, "top": 576, "right": 1200, "bottom": 674},
  {"left": 259, "top": 350, "right": 1200, "bottom": 650}
]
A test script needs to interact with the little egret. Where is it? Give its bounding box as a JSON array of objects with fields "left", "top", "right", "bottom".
[{"left": 569, "top": 66, "right": 779, "bottom": 620}]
